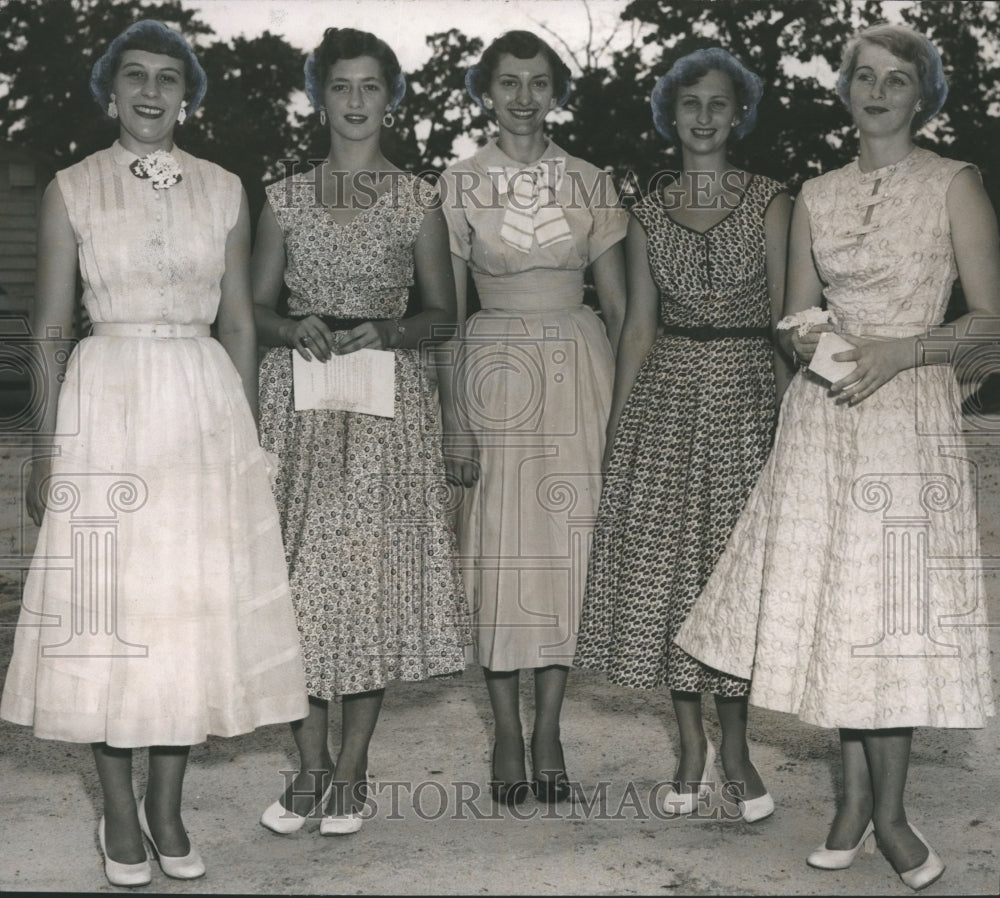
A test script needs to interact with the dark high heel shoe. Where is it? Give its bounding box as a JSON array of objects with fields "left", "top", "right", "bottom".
[
  {"left": 490, "top": 741, "right": 531, "bottom": 806},
  {"left": 530, "top": 736, "right": 571, "bottom": 804}
]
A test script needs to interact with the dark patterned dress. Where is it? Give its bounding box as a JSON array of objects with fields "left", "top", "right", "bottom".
[
  {"left": 258, "top": 171, "right": 470, "bottom": 700},
  {"left": 575, "top": 175, "right": 786, "bottom": 693}
]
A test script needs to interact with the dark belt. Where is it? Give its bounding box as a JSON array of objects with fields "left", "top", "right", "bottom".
[
  {"left": 661, "top": 324, "right": 771, "bottom": 341},
  {"left": 288, "top": 314, "right": 390, "bottom": 331}
]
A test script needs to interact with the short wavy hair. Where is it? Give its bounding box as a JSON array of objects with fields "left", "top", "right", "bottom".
[
  {"left": 651, "top": 47, "right": 763, "bottom": 144},
  {"left": 304, "top": 27, "right": 406, "bottom": 113},
  {"left": 465, "top": 30, "right": 572, "bottom": 114},
  {"left": 836, "top": 23, "right": 947, "bottom": 129},
  {"left": 90, "top": 19, "right": 207, "bottom": 118}
]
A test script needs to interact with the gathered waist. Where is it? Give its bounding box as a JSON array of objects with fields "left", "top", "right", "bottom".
[
  {"left": 91, "top": 322, "right": 211, "bottom": 338},
  {"left": 473, "top": 268, "right": 584, "bottom": 312}
]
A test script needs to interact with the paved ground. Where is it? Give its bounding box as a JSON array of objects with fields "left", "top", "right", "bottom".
[{"left": 1, "top": 434, "right": 998, "bottom": 896}]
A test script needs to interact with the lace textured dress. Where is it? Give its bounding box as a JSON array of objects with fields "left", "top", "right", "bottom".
[
  {"left": 441, "top": 140, "right": 628, "bottom": 671},
  {"left": 676, "top": 148, "right": 995, "bottom": 729},
  {"left": 575, "top": 176, "right": 785, "bottom": 692},
  {"left": 0, "top": 142, "right": 309, "bottom": 746},
  {"left": 258, "top": 171, "right": 470, "bottom": 700}
]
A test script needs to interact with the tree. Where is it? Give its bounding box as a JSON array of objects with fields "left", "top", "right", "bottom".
[
  {"left": 616, "top": 0, "right": 1000, "bottom": 203},
  {"left": 0, "top": 0, "right": 209, "bottom": 166},
  {"left": 397, "top": 28, "right": 486, "bottom": 172},
  {"left": 0, "top": 0, "right": 305, "bottom": 218}
]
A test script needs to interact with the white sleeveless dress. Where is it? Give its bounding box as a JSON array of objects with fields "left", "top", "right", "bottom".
[{"left": 0, "top": 142, "right": 308, "bottom": 746}]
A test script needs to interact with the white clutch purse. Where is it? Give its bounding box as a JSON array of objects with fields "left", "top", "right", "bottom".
[{"left": 808, "top": 331, "right": 858, "bottom": 384}]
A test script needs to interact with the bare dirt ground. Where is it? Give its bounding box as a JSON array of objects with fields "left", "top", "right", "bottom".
[{"left": 1, "top": 432, "right": 998, "bottom": 896}]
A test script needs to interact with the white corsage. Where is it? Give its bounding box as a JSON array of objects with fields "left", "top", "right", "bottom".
[
  {"left": 129, "top": 151, "right": 183, "bottom": 190},
  {"left": 776, "top": 307, "right": 836, "bottom": 337}
]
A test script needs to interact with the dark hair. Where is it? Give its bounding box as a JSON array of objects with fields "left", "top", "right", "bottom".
[
  {"left": 650, "top": 46, "right": 762, "bottom": 144},
  {"left": 836, "top": 23, "right": 947, "bottom": 130},
  {"left": 304, "top": 27, "right": 406, "bottom": 112},
  {"left": 90, "top": 19, "right": 207, "bottom": 118},
  {"left": 465, "top": 30, "right": 572, "bottom": 112}
]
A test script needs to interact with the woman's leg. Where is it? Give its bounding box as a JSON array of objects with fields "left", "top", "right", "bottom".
[
  {"left": 484, "top": 667, "right": 525, "bottom": 783},
  {"left": 92, "top": 743, "right": 144, "bottom": 864},
  {"left": 144, "top": 745, "right": 191, "bottom": 856},
  {"left": 714, "top": 695, "right": 767, "bottom": 801},
  {"left": 671, "top": 691, "right": 709, "bottom": 789},
  {"left": 531, "top": 664, "right": 568, "bottom": 778},
  {"left": 325, "top": 689, "right": 384, "bottom": 816},
  {"left": 822, "top": 728, "right": 874, "bottom": 848},
  {"left": 281, "top": 695, "right": 334, "bottom": 815},
  {"left": 863, "top": 727, "right": 928, "bottom": 873}
]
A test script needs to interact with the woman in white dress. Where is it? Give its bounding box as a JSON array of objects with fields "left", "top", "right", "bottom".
[
  {"left": 0, "top": 20, "right": 308, "bottom": 886},
  {"left": 676, "top": 24, "right": 998, "bottom": 890}
]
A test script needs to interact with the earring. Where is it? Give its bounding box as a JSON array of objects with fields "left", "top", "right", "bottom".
[
  {"left": 382, "top": 111, "right": 395, "bottom": 128},
  {"left": 177, "top": 101, "right": 187, "bottom": 125},
  {"left": 483, "top": 96, "right": 493, "bottom": 109},
  {"left": 914, "top": 100, "right": 923, "bottom": 112},
  {"left": 108, "top": 96, "right": 118, "bottom": 119},
  {"left": 320, "top": 109, "right": 327, "bottom": 125}
]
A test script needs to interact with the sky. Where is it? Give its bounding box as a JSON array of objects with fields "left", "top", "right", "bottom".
[{"left": 185, "top": 0, "right": 639, "bottom": 72}]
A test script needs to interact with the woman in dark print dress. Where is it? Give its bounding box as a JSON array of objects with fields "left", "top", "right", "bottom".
[
  {"left": 253, "top": 28, "right": 468, "bottom": 836},
  {"left": 575, "top": 47, "right": 791, "bottom": 822}
]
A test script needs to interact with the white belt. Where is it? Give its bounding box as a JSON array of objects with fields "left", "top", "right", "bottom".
[{"left": 92, "top": 323, "right": 211, "bottom": 338}]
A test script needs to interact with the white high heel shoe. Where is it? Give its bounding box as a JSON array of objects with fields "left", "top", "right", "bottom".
[
  {"left": 898, "top": 825, "right": 945, "bottom": 891},
  {"left": 807, "top": 820, "right": 875, "bottom": 869},
  {"left": 261, "top": 779, "right": 334, "bottom": 834},
  {"left": 137, "top": 797, "right": 205, "bottom": 880},
  {"left": 738, "top": 790, "right": 775, "bottom": 823},
  {"left": 97, "top": 817, "right": 152, "bottom": 888},
  {"left": 661, "top": 743, "right": 716, "bottom": 816}
]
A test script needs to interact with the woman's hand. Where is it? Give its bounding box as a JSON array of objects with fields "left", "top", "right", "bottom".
[
  {"left": 442, "top": 431, "right": 479, "bottom": 488},
  {"left": 829, "top": 335, "right": 915, "bottom": 405},
  {"left": 284, "top": 315, "right": 336, "bottom": 361},
  {"left": 336, "top": 320, "right": 399, "bottom": 354},
  {"left": 26, "top": 457, "right": 52, "bottom": 527},
  {"left": 789, "top": 322, "right": 834, "bottom": 364}
]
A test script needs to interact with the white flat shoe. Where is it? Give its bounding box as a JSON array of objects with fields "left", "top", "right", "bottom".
[
  {"left": 899, "top": 824, "right": 945, "bottom": 891},
  {"left": 807, "top": 820, "right": 875, "bottom": 869},
  {"left": 738, "top": 790, "right": 775, "bottom": 823},
  {"left": 97, "top": 817, "right": 152, "bottom": 888},
  {"left": 260, "top": 780, "right": 334, "bottom": 834},
  {"left": 662, "top": 743, "right": 716, "bottom": 816},
  {"left": 319, "top": 770, "right": 373, "bottom": 836},
  {"left": 137, "top": 797, "right": 205, "bottom": 880}
]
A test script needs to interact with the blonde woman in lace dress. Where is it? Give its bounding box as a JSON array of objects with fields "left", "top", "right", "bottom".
[{"left": 677, "top": 24, "right": 997, "bottom": 891}]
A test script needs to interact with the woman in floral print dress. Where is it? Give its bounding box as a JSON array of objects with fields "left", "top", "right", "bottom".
[{"left": 253, "top": 28, "right": 468, "bottom": 836}]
